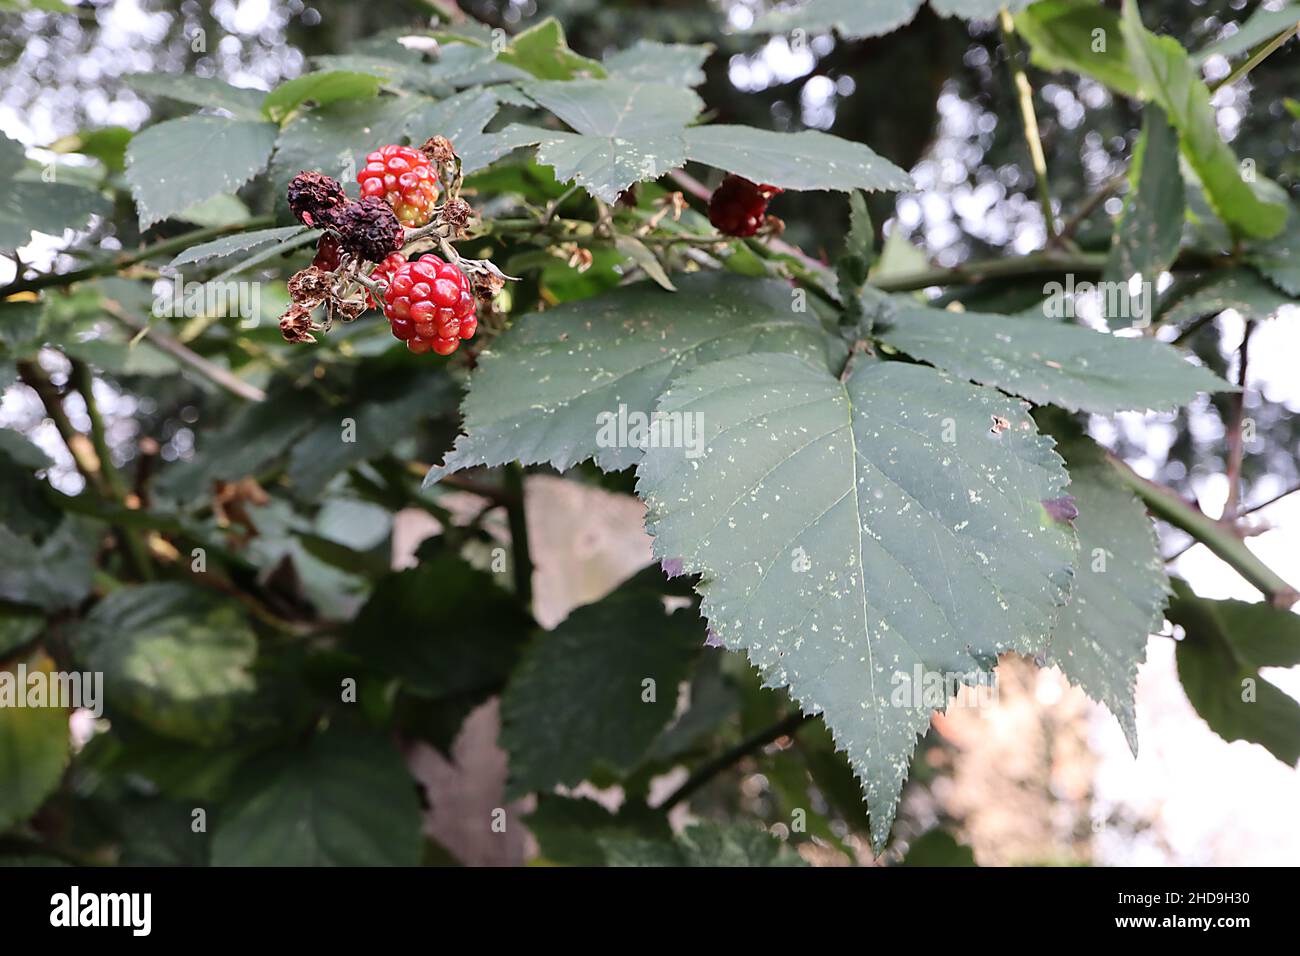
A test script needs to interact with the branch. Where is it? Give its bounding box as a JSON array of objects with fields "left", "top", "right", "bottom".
[
  {"left": 1000, "top": 10, "right": 1058, "bottom": 244},
  {"left": 100, "top": 297, "right": 267, "bottom": 403},
  {"left": 1108, "top": 453, "right": 1299, "bottom": 608},
  {"left": 1209, "top": 24, "right": 1299, "bottom": 92},
  {"left": 502, "top": 463, "right": 533, "bottom": 606},
  {"left": 68, "top": 359, "right": 153, "bottom": 580},
  {"left": 658, "top": 711, "right": 812, "bottom": 811},
  {"left": 1222, "top": 320, "right": 1254, "bottom": 522},
  {"left": 0, "top": 216, "right": 274, "bottom": 297},
  {"left": 16, "top": 359, "right": 107, "bottom": 494}
]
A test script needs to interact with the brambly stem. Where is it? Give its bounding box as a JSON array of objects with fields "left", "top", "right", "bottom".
[
  {"left": 1000, "top": 9, "right": 1058, "bottom": 245},
  {"left": 1108, "top": 453, "right": 1299, "bottom": 608}
]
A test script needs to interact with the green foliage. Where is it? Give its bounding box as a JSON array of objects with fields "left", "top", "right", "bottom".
[
  {"left": 637, "top": 353, "right": 1077, "bottom": 847},
  {"left": 500, "top": 582, "right": 702, "bottom": 796},
  {"left": 1044, "top": 442, "right": 1169, "bottom": 752},
  {"left": 875, "top": 298, "right": 1231, "bottom": 414},
  {"left": 1167, "top": 580, "right": 1300, "bottom": 765},
  {"left": 1119, "top": 0, "right": 1286, "bottom": 240},
  {"left": 429, "top": 273, "right": 845, "bottom": 478},
  {"left": 125, "top": 116, "right": 279, "bottom": 228}
]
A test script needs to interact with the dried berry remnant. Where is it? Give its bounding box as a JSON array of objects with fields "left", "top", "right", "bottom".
[
  {"left": 380, "top": 255, "right": 477, "bottom": 356},
  {"left": 337, "top": 298, "right": 365, "bottom": 321},
  {"left": 287, "top": 171, "right": 348, "bottom": 228},
  {"left": 358, "top": 144, "right": 440, "bottom": 227},
  {"left": 708, "top": 174, "right": 783, "bottom": 237},
  {"left": 438, "top": 197, "right": 474, "bottom": 238},
  {"left": 330, "top": 197, "right": 404, "bottom": 264},
  {"left": 418, "top": 136, "right": 457, "bottom": 167},
  {"left": 467, "top": 267, "right": 504, "bottom": 305},
  {"left": 279, "top": 304, "right": 317, "bottom": 343},
  {"left": 287, "top": 266, "right": 334, "bottom": 307}
]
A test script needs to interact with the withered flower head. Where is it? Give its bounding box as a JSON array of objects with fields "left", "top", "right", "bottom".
[
  {"left": 279, "top": 304, "right": 317, "bottom": 344},
  {"left": 287, "top": 266, "right": 334, "bottom": 307},
  {"left": 418, "top": 136, "right": 458, "bottom": 167}
]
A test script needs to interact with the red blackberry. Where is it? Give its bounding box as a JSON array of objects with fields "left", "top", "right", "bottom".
[
  {"left": 708, "top": 175, "right": 783, "bottom": 237},
  {"left": 312, "top": 233, "right": 343, "bottom": 271},
  {"left": 380, "top": 255, "right": 477, "bottom": 355},
  {"left": 358, "top": 144, "right": 440, "bottom": 227},
  {"left": 366, "top": 252, "right": 407, "bottom": 309}
]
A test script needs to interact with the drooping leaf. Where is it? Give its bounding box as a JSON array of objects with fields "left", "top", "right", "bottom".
[
  {"left": 1045, "top": 445, "right": 1169, "bottom": 752},
  {"left": 73, "top": 583, "right": 258, "bottom": 744},
  {"left": 1167, "top": 579, "right": 1300, "bottom": 765},
  {"left": 261, "top": 71, "right": 383, "bottom": 122},
  {"left": 1014, "top": 0, "right": 1140, "bottom": 98},
  {"left": 157, "top": 380, "right": 322, "bottom": 501},
  {"left": 126, "top": 116, "right": 279, "bottom": 228},
  {"left": 875, "top": 299, "right": 1231, "bottom": 414},
  {"left": 124, "top": 73, "right": 266, "bottom": 121},
  {"left": 500, "top": 585, "right": 702, "bottom": 798},
  {"left": 0, "top": 654, "right": 70, "bottom": 831},
  {"left": 683, "top": 126, "right": 912, "bottom": 194},
  {"left": 1102, "top": 106, "right": 1184, "bottom": 327},
  {"left": 1120, "top": 0, "right": 1286, "bottom": 240},
  {"left": 211, "top": 727, "right": 423, "bottom": 866},
  {"left": 636, "top": 353, "right": 1077, "bottom": 847},
  {"left": 284, "top": 363, "right": 457, "bottom": 499},
  {"left": 427, "top": 273, "right": 845, "bottom": 482}
]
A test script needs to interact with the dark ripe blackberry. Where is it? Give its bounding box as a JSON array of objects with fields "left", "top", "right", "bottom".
[{"left": 329, "top": 197, "right": 405, "bottom": 264}]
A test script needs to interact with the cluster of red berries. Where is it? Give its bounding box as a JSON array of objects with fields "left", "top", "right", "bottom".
[
  {"left": 358, "top": 144, "right": 440, "bottom": 227},
  {"left": 708, "top": 174, "right": 783, "bottom": 237},
  {"left": 286, "top": 140, "right": 484, "bottom": 357},
  {"left": 371, "top": 253, "right": 477, "bottom": 355}
]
